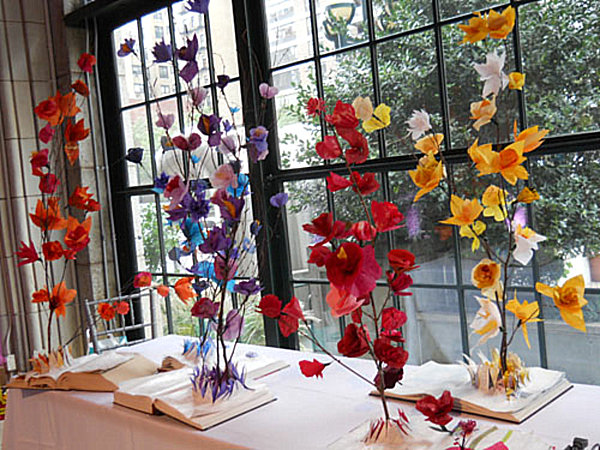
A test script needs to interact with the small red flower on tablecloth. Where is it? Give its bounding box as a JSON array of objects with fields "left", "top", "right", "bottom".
[
  {"left": 415, "top": 390, "right": 454, "bottom": 427},
  {"left": 299, "top": 359, "right": 328, "bottom": 378}
]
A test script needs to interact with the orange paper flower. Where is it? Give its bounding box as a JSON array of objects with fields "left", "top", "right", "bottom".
[
  {"left": 471, "top": 259, "right": 502, "bottom": 294},
  {"left": 486, "top": 6, "right": 516, "bottom": 40},
  {"left": 64, "top": 119, "right": 90, "bottom": 165},
  {"left": 458, "top": 12, "right": 489, "bottom": 44},
  {"left": 470, "top": 96, "right": 497, "bottom": 131},
  {"left": 98, "top": 302, "right": 116, "bottom": 321},
  {"left": 71, "top": 79, "right": 90, "bottom": 97},
  {"left": 174, "top": 277, "right": 197, "bottom": 304},
  {"left": 517, "top": 187, "right": 540, "bottom": 204},
  {"left": 476, "top": 142, "right": 529, "bottom": 185},
  {"left": 64, "top": 216, "right": 92, "bottom": 252},
  {"left": 30, "top": 197, "right": 68, "bottom": 231},
  {"left": 514, "top": 125, "right": 549, "bottom": 153},
  {"left": 409, "top": 155, "right": 444, "bottom": 201},
  {"left": 156, "top": 284, "right": 170, "bottom": 297},
  {"left": 50, "top": 282, "right": 77, "bottom": 317},
  {"left": 414, "top": 133, "right": 444, "bottom": 155},
  {"left": 440, "top": 195, "right": 483, "bottom": 227},
  {"left": 536, "top": 275, "right": 588, "bottom": 332},
  {"left": 42, "top": 241, "right": 64, "bottom": 261}
]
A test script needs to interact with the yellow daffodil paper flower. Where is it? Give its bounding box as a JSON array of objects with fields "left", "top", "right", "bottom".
[
  {"left": 514, "top": 125, "right": 549, "bottom": 153},
  {"left": 470, "top": 295, "right": 501, "bottom": 345},
  {"left": 536, "top": 275, "right": 588, "bottom": 332},
  {"left": 409, "top": 154, "right": 444, "bottom": 201},
  {"left": 476, "top": 141, "right": 528, "bottom": 185},
  {"left": 468, "top": 139, "right": 494, "bottom": 170},
  {"left": 460, "top": 220, "right": 486, "bottom": 252},
  {"left": 458, "top": 12, "right": 489, "bottom": 44},
  {"left": 517, "top": 187, "right": 540, "bottom": 204},
  {"left": 363, "top": 103, "right": 391, "bottom": 133},
  {"left": 352, "top": 96, "right": 373, "bottom": 121},
  {"left": 470, "top": 96, "right": 497, "bottom": 131},
  {"left": 506, "top": 292, "right": 541, "bottom": 349},
  {"left": 440, "top": 195, "right": 483, "bottom": 227},
  {"left": 414, "top": 133, "right": 444, "bottom": 155},
  {"left": 508, "top": 72, "right": 525, "bottom": 90},
  {"left": 487, "top": 6, "right": 516, "bottom": 39},
  {"left": 482, "top": 185, "right": 508, "bottom": 221}
]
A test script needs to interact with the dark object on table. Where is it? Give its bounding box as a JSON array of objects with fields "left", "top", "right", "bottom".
[{"left": 564, "top": 437, "right": 588, "bottom": 449}]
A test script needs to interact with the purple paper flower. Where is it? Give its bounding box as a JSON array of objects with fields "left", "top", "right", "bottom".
[
  {"left": 219, "top": 134, "right": 237, "bottom": 155},
  {"left": 179, "top": 61, "right": 199, "bottom": 83},
  {"left": 152, "top": 40, "right": 172, "bottom": 63},
  {"left": 186, "top": 0, "right": 210, "bottom": 14},
  {"left": 199, "top": 226, "right": 231, "bottom": 254},
  {"left": 190, "top": 87, "right": 208, "bottom": 106},
  {"left": 248, "top": 126, "right": 269, "bottom": 163},
  {"left": 216, "top": 74, "right": 230, "bottom": 90},
  {"left": 211, "top": 189, "right": 244, "bottom": 221},
  {"left": 270, "top": 192, "right": 289, "bottom": 208},
  {"left": 153, "top": 172, "right": 170, "bottom": 193},
  {"left": 259, "top": 82, "right": 279, "bottom": 99},
  {"left": 198, "top": 114, "right": 222, "bottom": 147},
  {"left": 125, "top": 147, "right": 144, "bottom": 164},
  {"left": 250, "top": 220, "right": 262, "bottom": 236},
  {"left": 168, "top": 247, "right": 182, "bottom": 262},
  {"left": 405, "top": 205, "right": 421, "bottom": 239},
  {"left": 117, "top": 38, "right": 136, "bottom": 57},
  {"left": 233, "top": 278, "right": 262, "bottom": 296},
  {"left": 176, "top": 35, "right": 199, "bottom": 61},
  {"left": 191, "top": 297, "right": 220, "bottom": 319},
  {"left": 222, "top": 309, "right": 244, "bottom": 340},
  {"left": 156, "top": 112, "right": 175, "bottom": 130}
]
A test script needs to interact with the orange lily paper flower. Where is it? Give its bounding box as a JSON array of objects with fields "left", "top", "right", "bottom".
[
  {"left": 34, "top": 282, "right": 77, "bottom": 318},
  {"left": 486, "top": 6, "right": 516, "bottom": 40},
  {"left": 514, "top": 125, "right": 549, "bottom": 153},
  {"left": 414, "top": 133, "right": 444, "bottom": 155},
  {"left": 458, "top": 12, "right": 488, "bottom": 44},
  {"left": 64, "top": 119, "right": 90, "bottom": 165},
  {"left": 506, "top": 293, "right": 541, "bottom": 349},
  {"left": 536, "top": 275, "right": 588, "bottom": 332},
  {"left": 517, "top": 187, "right": 540, "bottom": 204},
  {"left": 470, "top": 96, "right": 497, "bottom": 131},
  {"left": 64, "top": 216, "right": 92, "bottom": 252},
  {"left": 409, "top": 155, "right": 444, "bottom": 201},
  {"left": 467, "top": 139, "right": 494, "bottom": 170},
  {"left": 476, "top": 141, "right": 528, "bottom": 185},
  {"left": 440, "top": 195, "right": 483, "bottom": 227},
  {"left": 29, "top": 197, "right": 68, "bottom": 231},
  {"left": 156, "top": 284, "right": 170, "bottom": 297},
  {"left": 42, "top": 241, "right": 64, "bottom": 261},
  {"left": 174, "top": 277, "right": 197, "bottom": 304},
  {"left": 69, "top": 186, "right": 101, "bottom": 212},
  {"left": 54, "top": 91, "right": 80, "bottom": 119}
]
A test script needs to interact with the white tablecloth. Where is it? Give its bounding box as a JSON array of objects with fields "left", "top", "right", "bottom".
[{"left": 4, "top": 335, "right": 600, "bottom": 449}]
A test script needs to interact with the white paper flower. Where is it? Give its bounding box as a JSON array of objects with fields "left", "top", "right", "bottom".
[
  {"left": 513, "top": 225, "right": 546, "bottom": 265},
  {"left": 473, "top": 51, "right": 509, "bottom": 98},
  {"left": 406, "top": 109, "right": 432, "bottom": 140},
  {"left": 470, "top": 296, "right": 501, "bottom": 346}
]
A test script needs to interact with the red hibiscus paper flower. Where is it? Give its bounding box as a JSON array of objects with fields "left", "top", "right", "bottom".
[
  {"left": 388, "top": 249, "right": 418, "bottom": 274},
  {"left": 350, "top": 172, "right": 380, "bottom": 196},
  {"left": 373, "top": 338, "right": 408, "bottom": 369},
  {"left": 325, "top": 242, "right": 381, "bottom": 298},
  {"left": 257, "top": 294, "right": 282, "bottom": 318},
  {"left": 302, "top": 212, "right": 350, "bottom": 247},
  {"left": 325, "top": 100, "right": 359, "bottom": 130},
  {"left": 308, "top": 246, "right": 331, "bottom": 267},
  {"left": 337, "top": 323, "right": 370, "bottom": 357},
  {"left": 115, "top": 301, "right": 130, "bottom": 315},
  {"left": 415, "top": 390, "right": 454, "bottom": 426},
  {"left": 371, "top": 201, "right": 404, "bottom": 232},
  {"left": 386, "top": 271, "right": 414, "bottom": 296},
  {"left": 299, "top": 359, "right": 327, "bottom": 378},
  {"left": 326, "top": 284, "right": 363, "bottom": 318},
  {"left": 350, "top": 221, "right": 377, "bottom": 241},
  {"left": 326, "top": 172, "right": 352, "bottom": 192},
  {"left": 316, "top": 136, "right": 342, "bottom": 160},
  {"left": 381, "top": 307, "right": 407, "bottom": 330}
]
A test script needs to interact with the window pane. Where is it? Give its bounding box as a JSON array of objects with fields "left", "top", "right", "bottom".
[
  {"left": 152, "top": 99, "right": 183, "bottom": 177},
  {"left": 316, "top": 0, "right": 367, "bottom": 53},
  {"left": 113, "top": 20, "right": 144, "bottom": 107},
  {"left": 265, "top": 0, "right": 313, "bottom": 67},
  {"left": 121, "top": 106, "right": 152, "bottom": 186},
  {"left": 132, "top": 194, "right": 163, "bottom": 273},
  {"left": 439, "top": 0, "right": 503, "bottom": 19},
  {"left": 372, "top": 0, "right": 432, "bottom": 37},
  {"left": 208, "top": 0, "right": 239, "bottom": 79},
  {"left": 521, "top": 0, "right": 600, "bottom": 136}
]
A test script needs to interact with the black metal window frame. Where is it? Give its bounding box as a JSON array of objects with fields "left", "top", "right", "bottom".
[{"left": 67, "top": 0, "right": 600, "bottom": 361}]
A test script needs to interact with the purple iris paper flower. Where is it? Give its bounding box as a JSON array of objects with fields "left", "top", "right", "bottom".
[
  {"left": 191, "top": 362, "right": 248, "bottom": 402},
  {"left": 152, "top": 40, "right": 172, "bottom": 63},
  {"left": 179, "top": 61, "right": 199, "bottom": 83},
  {"left": 117, "top": 38, "right": 136, "bottom": 57},
  {"left": 176, "top": 35, "right": 199, "bottom": 61},
  {"left": 208, "top": 132, "right": 222, "bottom": 147},
  {"left": 125, "top": 147, "right": 144, "bottom": 164},
  {"left": 248, "top": 126, "right": 269, "bottom": 163},
  {"left": 192, "top": 179, "right": 209, "bottom": 196},
  {"left": 199, "top": 226, "right": 231, "bottom": 254},
  {"left": 241, "top": 237, "right": 256, "bottom": 254},
  {"left": 198, "top": 114, "right": 222, "bottom": 147},
  {"left": 211, "top": 189, "right": 245, "bottom": 221},
  {"left": 259, "top": 82, "right": 279, "bottom": 99},
  {"left": 191, "top": 297, "right": 220, "bottom": 319},
  {"left": 233, "top": 278, "right": 262, "bottom": 296},
  {"left": 168, "top": 246, "right": 182, "bottom": 262},
  {"left": 219, "top": 134, "right": 237, "bottom": 156},
  {"left": 153, "top": 172, "right": 170, "bottom": 194},
  {"left": 223, "top": 120, "right": 233, "bottom": 132},
  {"left": 188, "top": 195, "right": 210, "bottom": 222},
  {"left": 193, "top": 280, "right": 210, "bottom": 294},
  {"left": 222, "top": 309, "right": 244, "bottom": 340},
  {"left": 216, "top": 74, "right": 230, "bottom": 90},
  {"left": 250, "top": 220, "right": 262, "bottom": 236},
  {"left": 190, "top": 87, "right": 208, "bottom": 106},
  {"left": 270, "top": 192, "right": 289, "bottom": 208},
  {"left": 186, "top": 0, "right": 210, "bottom": 14},
  {"left": 156, "top": 112, "right": 175, "bottom": 130}
]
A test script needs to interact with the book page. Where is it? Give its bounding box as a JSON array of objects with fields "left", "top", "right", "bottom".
[{"left": 69, "top": 352, "right": 134, "bottom": 374}]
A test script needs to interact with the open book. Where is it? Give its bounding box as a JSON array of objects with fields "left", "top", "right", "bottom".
[
  {"left": 7, "top": 352, "right": 158, "bottom": 392},
  {"left": 372, "top": 361, "right": 572, "bottom": 423}
]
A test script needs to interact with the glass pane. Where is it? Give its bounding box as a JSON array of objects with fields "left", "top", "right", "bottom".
[
  {"left": 378, "top": 30, "right": 440, "bottom": 156},
  {"left": 265, "top": 0, "right": 313, "bottom": 67},
  {"left": 372, "top": 0, "right": 433, "bottom": 37},
  {"left": 402, "top": 288, "right": 463, "bottom": 364},
  {"left": 389, "top": 171, "right": 457, "bottom": 285},
  {"left": 141, "top": 8, "right": 177, "bottom": 100},
  {"left": 132, "top": 194, "right": 163, "bottom": 273},
  {"left": 274, "top": 63, "right": 320, "bottom": 170},
  {"left": 440, "top": 0, "right": 503, "bottom": 19},
  {"left": 521, "top": 1, "right": 600, "bottom": 136},
  {"left": 113, "top": 20, "right": 144, "bottom": 107},
  {"left": 285, "top": 178, "right": 329, "bottom": 277},
  {"left": 443, "top": 23, "right": 518, "bottom": 149},
  {"left": 121, "top": 106, "right": 153, "bottom": 186},
  {"left": 166, "top": 276, "right": 197, "bottom": 336},
  {"left": 316, "top": 0, "right": 367, "bottom": 53},
  {"left": 151, "top": 99, "right": 183, "bottom": 177},
  {"left": 208, "top": 0, "right": 239, "bottom": 79}
]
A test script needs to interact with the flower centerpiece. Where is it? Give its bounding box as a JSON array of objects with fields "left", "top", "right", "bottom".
[
  {"left": 15, "top": 53, "right": 105, "bottom": 372},
  {"left": 406, "top": 5, "right": 588, "bottom": 395},
  {"left": 119, "top": 0, "right": 278, "bottom": 404}
]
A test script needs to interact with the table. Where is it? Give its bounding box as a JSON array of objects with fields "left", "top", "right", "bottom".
[{"left": 4, "top": 335, "right": 600, "bottom": 449}]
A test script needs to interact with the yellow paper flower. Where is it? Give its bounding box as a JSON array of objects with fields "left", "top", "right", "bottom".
[
  {"left": 470, "top": 96, "right": 497, "bottom": 131},
  {"left": 477, "top": 141, "right": 528, "bottom": 185},
  {"left": 352, "top": 96, "right": 373, "bottom": 121},
  {"left": 506, "top": 292, "right": 541, "bottom": 349},
  {"left": 363, "top": 103, "right": 391, "bottom": 133},
  {"left": 517, "top": 187, "right": 540, "bottom": 204},
  {"left": 460, "top": 220, "right": 486, "bottom": 252},
  {"left": 470, "top": 296, "right": 501, "bottom": 345},
  {"left": 482, "top": 185, "right": 508, "bottom": 221},
  {"left": 508, "top": 72, "right": 525, "bottom": 90},
  {"left": 414, "top": 133, "right": 444, "bottom": 155},
  {"left": 514, "top": 125, "right": 549, "bottom": 153},
  {"left": 409, "top": 154, "right": 444, "bottom": 201},
  {"left": 458, "top": 12, "right": 489, "bottom": 44},
  {"left": 536, "top": 275, "right": 588, "bottom": 332},
  {"left": 440, "top": 195, "right": 483, "bottom": 227},
  {"left": 471, "top": 258, "right": 502, "bottom": 295},
  {"left": 467, "top": 139, "right": 494, "bottom": 169},
  {"left": 487, "top": 6, "right": 516, "bottom": 39}
]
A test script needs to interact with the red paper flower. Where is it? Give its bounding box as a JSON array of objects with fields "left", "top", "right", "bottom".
[
  {"left": 71, "top": 79, "right": 90, "bottom": 97},
  {"left": 308, "top": 246, "right": 331, "bottom": 267},
  {"left": 257, "top": 294, "right": 282, "bottom": 318},
  {"left": 38, "top": 125, "right": 55, "bottom": 144},
  {"left": 342, "top": 129, "right": 369, "bottom": 165},
  {"left": 174, "top": 277, "right": 197, "bottom": 304},
  {"left": 30, "top": 149, "right": 49, "bottom": 177},
  {"left": 381, "top": 329, "right": 404, "bottom": 342},
  {"left": 282, "top": 296, "right": 304, "bottom": 320},
  {"left": 371, "top": 201, "right": 404, "bottom": 232},
  {"left": 156, "top": 284, "right": 170, "bottom": 297},
  {"left": 374, "top": 338, "right": 408, "bottom": 369},
  {"left": 64, "top": 216, "right": 92, "bottom": 252},
  {"left": 34, "top": 99, "right": 60, "bottom": 126},
  {"left": 338, "top": 323, "right": 370, "bottom": 357},
  {"left": 350, "top": 221, "right": 377, "bottom": 241},
  {"left": 388, "top": 249, "right": 418, "bottom": 274},
  {"left": 64, "top": 119, "right": 90, "bottom": 165},
  {"left": 381, "top": 307, "right": 407, "bottom": 330},
  {"left": 325, "top": 100, "right": 359, "bottom": 130},
  {"left": 350, "top": 172, "right": 380, "bottom": 196},
  {"left": 351, "top": 307, "right": 362, "bottom": 324},
  {"left": 302, "top": 212, "right": 350, "bottom": 247},
  {"left": 39, "top": 173, "right": 59, "bottom": 194},
  {"left": 326, "top": 172, "right": 352, "bottom": 192},
  {"left": 374, "top": 365, "right": 404, "bottom": 389},
  {"left": 386, "top": 271, "right": 414, "bottom": 296},
  {"left": 415, "top": 390, "right": 454, "bottom": 426},
  {"left": 316, "top": 136, "right": 342, "bottom": 160},
  {"left": 306, "top": 97, "right": 326, "bottom": 117},
  {"left": 16, "top": 240, "right": 39, "bottom": 266},
  {"left": 326, "top": 284, "right": 363, "bottom": 318},
  {"left": 278, "top": 296, "right": 304, "bottom": 337},
  {"left": 299, "top": 359, "right": 327, "bottom": 378},
  {"left": 98, "top": 302, "right": 116, "bottom": 321},
  {"left": 133, "top": 272, "right": 152, "bottom": 288},
  {"left": 77, "top": 53, "right": 97, "bottom": 73},
  {"left": 115, "top": 301, "right": 130, "bottom": 315},
  {"left": 325, "top": 242, "right": 381, "bottom": 297},
  {"left": 42, "top": 241, "right": 64, "bottom": 261}
]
